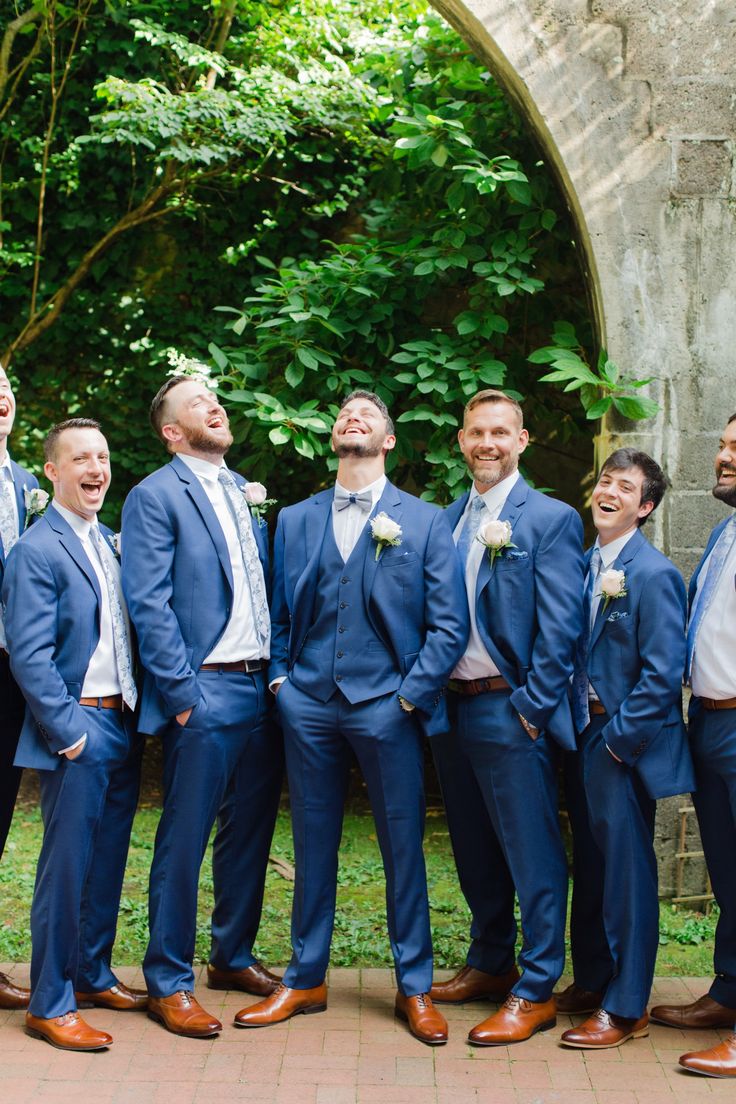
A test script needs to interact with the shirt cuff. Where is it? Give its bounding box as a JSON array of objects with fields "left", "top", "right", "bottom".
[
  {"left": 269, "top": 676, "right": 286, "bottom": 694},
  {"left": 58, "top": 733, "right": 87, "bottom": 755}
]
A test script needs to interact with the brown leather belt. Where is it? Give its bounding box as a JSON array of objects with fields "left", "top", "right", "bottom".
[
  {"left": 699, "top": 695, "right": 736, "bottom": 711},
  {"left": 200, "top": 659, "right": 266, "bottom": 674},
  {"left": 79, "top": 695, "right": 124, "bottom": 710},
  {"left": 589, "top": 700, "right": 607, "bottom": 716},
  {"left": 448, "top": 675, "right": 511, "bottom": 696}
]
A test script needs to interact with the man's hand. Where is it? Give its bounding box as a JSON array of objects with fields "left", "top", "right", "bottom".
[
  {"left": 176, "top": 707, "right": 193, "bottom": 727},
  {"left": 64, "top": 737, "right": 86, "bottom": 760},
  {"left": 398, "top": 696, "right": 415, "bottom": 713}
]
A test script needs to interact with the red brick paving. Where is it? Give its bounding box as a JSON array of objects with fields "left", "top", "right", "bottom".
[{"left": 0, "top": 966, "right": 732, "bottom": 1103}]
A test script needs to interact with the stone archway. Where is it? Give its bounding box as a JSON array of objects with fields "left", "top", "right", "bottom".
[
  {"left": 431, "top": 0, "right": 736, "bottom": 900},
  {"left": 432, "top": 0, "right": 736, "bottom": 574}
]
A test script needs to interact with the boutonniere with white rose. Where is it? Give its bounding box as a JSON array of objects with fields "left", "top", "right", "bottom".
[
  {"left": 476, "top": 518, "right": 516, "bottom": 569},
  {"left": 370, "top": 512, "right": 402, "bottom": 561},
  {"left": 23, "top": 486, "right": 50, "bottom": 528},
  {"left": 242, "top": 482, "right": 276, "bottom": 527},
  {"left": 599, "top": 568, "right": 627, "bottom": 612},
  {"left": 109, "top": 532, "right": 122, "bottom": 558}
]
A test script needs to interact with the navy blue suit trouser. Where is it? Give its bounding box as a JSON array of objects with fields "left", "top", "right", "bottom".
[
  {"left": 29, "top": 706, "right": 142, "bottom": 1019},
  {"left": 143, "top": 668, "right": 282, "bottom": 997},
  {"left": 277, "top": 680, "right": 432, "bottom": 996},
  {"left": 443, "top": 688, "right": 568, "bottom": 1002},
  {"left": 690, "top": 703, "right": 736, "bottom": 1015},
  {"left": 0, "top": 652, "right": 24, "bottom": 857},
  {"left": 576, "top": 714, "right": 658, "bottom": 1019}
]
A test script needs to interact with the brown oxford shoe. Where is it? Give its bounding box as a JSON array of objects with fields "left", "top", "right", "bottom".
[
  {"left": 649, "top": 993, "right": 736, "bottom": 1029},
  {"left": 395, "top": 992, "right": 448, "bottom": 1046},
  {"left": 76, "top": 981, "right": 148, "bottom": 1011},
  {"left": 560, "top": 1008, "right": 649, "bottom": 1049},
  {"left": 430, "top": 964, "right": 520, "bottom": 1005},
  {"left": 554, "top": 982, "right": 605, "bottom": 1015},
  {"left": 680, "top": 1033, "right": 736, "bottom": 1077},
  {"left": 233, "top": 982, "right": 327, "bottom": 1027},
  {"left": 0, "top": 971, "right": 30, "bottom": 1010},
  {"left": 147, "top": 991, "right": 222, "bottom": 1037},
  {"left": 25, "top": 1011, "right": 112, "bottom": 1051},
  {"left": 468, "top": 994, "right": 557, "bottom": 1046},
  {"left": 207, "top": 961, "right": 281, "bottom": 997}
]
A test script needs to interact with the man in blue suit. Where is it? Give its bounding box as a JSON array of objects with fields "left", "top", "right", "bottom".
[
  {"left": 234, "top": 390, "right": 468, "bottom": 1045},
  {"left": 651, "top": 414, "right": 736, "bottom": 1078},
  {"left": 557, "top": 448, "right": 694, "bottom": 1049},
  {"left": 122, "top": 375, "right": 282, "bottom": 1038},
  {"left": 430, "top": 389, "right": 584, "bottom": 1045},
  {"left": 4, "top": 418, "right": 144, "bottom": 1050},
  {"left": 0, "top": 365, "right": 37, "bottom": 1011}
]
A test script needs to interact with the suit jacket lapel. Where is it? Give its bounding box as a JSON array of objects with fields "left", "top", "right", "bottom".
[
  {"left": 476, "top": 475, "right": 529, "bottom": 601},
  {"left": 45, "top": 504, "right": 103, "bottom": 608},
  {"left": 291, "top": 489, "right": 333, "bottom": 650},
  {"left": 590, "top": 529, "right": 644, "bottom": 649},
  {"left": 10, "top": 460, "right": 28, "bottom": 534},
  {"left": 171, "top": 455, "right": 234, "bottom": 594},
  {"left": 362, "top": 481, "right": 403, "bottom": 608}
]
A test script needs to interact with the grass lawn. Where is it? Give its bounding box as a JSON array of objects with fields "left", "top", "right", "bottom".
[{"left": 0, "top": 795, "right": 717, "bottom": 977}]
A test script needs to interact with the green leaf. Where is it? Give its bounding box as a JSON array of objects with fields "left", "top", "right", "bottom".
[
  {"left": 430, "top": 144, "right": 449, "bottom": 167},
  {"left": 296, "top": 346, "right": 319, "bottom": 370},
  {"left": 585, "top": 397, "right": 613, "bottom": 419},
  {"left": 268, "top": 426, "right": 292, "bottom": 446},
  {"left": 612, "top": 396, "right": 660, "bottom": 420},
  {"left": 285, "top": 360, "right": 305, "bottom": 387}
]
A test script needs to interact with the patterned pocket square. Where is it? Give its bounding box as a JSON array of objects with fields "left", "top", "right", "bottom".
[
  {"left": 504, "top": 549, "right": 529, "bottom": 561},
  {"left": 607, "top": 610, "right": 629, "bottom": 622}
]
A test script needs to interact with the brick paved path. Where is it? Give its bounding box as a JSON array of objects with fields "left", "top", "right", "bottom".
[{"left": 1, "top": 965, "right": 733, "bottom": 1103}]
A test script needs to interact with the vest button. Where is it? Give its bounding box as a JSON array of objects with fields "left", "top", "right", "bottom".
[
  {"left": 338, "top": 626, "right": 345, "bottom": 633},
  {"left": 336, "top": 674, "right": 343, "bottom": 681},
  {"left": 341, "top": 577, "right": 349, "bottom": 584},
  {"left": 339, "top": 602, "right": 347, "bottom": 609},
  {"left": 337, "top": 651, "right": 344, "bottom": 658}
]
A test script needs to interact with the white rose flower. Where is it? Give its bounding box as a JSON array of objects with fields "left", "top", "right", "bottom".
[
  {"left": 371, "top": 513, "right": 402, "bottom": 542},
  {"left": 23, "top": 486, "right": 50, "bottom": 528},
  {"left": 478, "top": 518, "right": 513, "bottom": 550},
  {"left": 600, "top": 568, "right": 626, "bottom": 597},
  {"left": 243, "top": 482, "right": 268, "bottom": 506}
]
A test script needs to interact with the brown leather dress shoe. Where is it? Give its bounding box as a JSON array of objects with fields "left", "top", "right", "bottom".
[
  {"left": 233, "top": 983, "right": 327, "bottom": 1027},
  {"left": 207, "top": 962, "right": 281, "bottom": 996},
  {"left": 430, "top": 965, "right": 520, "bottom": 1004},
  {"left": 680, "top": 1033, "right": 736, "bottom": 1077},
  {"left": 650, "top": 993, "right": 736, "bottom": 1029},
  {"left": 468, "top": 994, "right": 557, "bottom": 1046},
  {"left": 554, "top": 982, "right": 604, "bottom": 1015},
  {"left": 76, "top": 981, "right": 148, "bottom": 1011},
  {"left": 0, "top": 971, "right": 30, "bottom": 1010},
  {"left": 560, "top": 1008, "right": 649, "bottom": 1048},
  {"left": 25, "top": 1011, "right": 112, "bottom": 1051},
  {"left": 147, "top": 991, "right": 222, "bottom": 1037},
  {"left": 395, "top": 992, "right": 448, "bottom": 1045}
]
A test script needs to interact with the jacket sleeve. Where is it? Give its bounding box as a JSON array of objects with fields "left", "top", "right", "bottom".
[
  {"left": 268, "top": 509, "right": 290, "bottom": 683},
  {"left": 121, "top": 482, "right": 200, "bottom": 717},
  {"left": 600, "top": 562, "right": 687, "bottom": 765},
  {"left": 509, "top": 506, "right": 585, "bottom": 730}
]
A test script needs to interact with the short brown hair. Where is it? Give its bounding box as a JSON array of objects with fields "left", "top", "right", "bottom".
[
  {"left": 150, "top": 375, "right": 191, "bottom": 442},
  {"left": 44, "top": 418, "right": 102, "bottom": 463},
  {"left": 464, "top": 389, "right": 524, "bottom": 427},
  {"left": 599, "top": 448, "right": 669, "bottom": 526},
  {"left": 339, "top": 389, "right": 395, "bottom": 435}
]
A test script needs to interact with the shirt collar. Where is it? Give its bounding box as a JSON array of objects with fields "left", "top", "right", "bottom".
[
  {"left": 53, "top": 500, "right": 94, "bottom": 542},
  {"left": 467, "top": 470, "right": 520, "bottom": 515},
  {"left": 334, "top": 473, "right": 387, "bottom": 502},
  {"left": 595, "top": 527, "right": 637, "bottom": 568},
  {"left": 0, "top": 453, "right": 12, "bottom": 479},
  {"left": 178, "top": 452, "right": 226, "bottom": 483}
]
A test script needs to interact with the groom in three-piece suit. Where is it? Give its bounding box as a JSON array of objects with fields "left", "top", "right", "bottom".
[
  {"left": 122, "top": 375, "right": 282, "bottom": 1038},
  {"left": 0, "top": 365, "right": 37, "bottom": 1011},
  {"left": 4, "top": 418, "right": 144, "bottom": 1051},
  {"left": 235, "top": 390, "right": 468, "bottom": 1045},
  {"left": 558, "top": 448, "right": 694, "bottom": 1049},
  {"left": 430, "top": 389, "right": 584, "bottom": 1046}
]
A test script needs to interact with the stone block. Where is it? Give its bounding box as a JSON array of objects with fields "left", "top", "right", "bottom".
[
  {"left": 672, "top": 140, "right": 732, "bottom": 196},
  {"left": 666, "top": 490, "right": 730, "bottom": 557},
  {"left": 653, "top": 79, "right": 736, "bottom": 138}
]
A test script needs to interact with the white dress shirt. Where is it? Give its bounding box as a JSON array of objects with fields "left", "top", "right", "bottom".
[
  {"left": 0, "top": 452, "right": 19, "bottom": 538},
  {"left": 587, "top": 527, "right": 637, "bottom": 701},
  {"left": 690, "top": 524, "right": 736, "bottom": 700},
  {"left": 452, "top": 471, "right": 520, "bottom": 680},
  {"left": 332, "top": 474, "right": 387, "bottom": 562},
  {"left": 178, "top": 453, "right": 266, "bottom": 662}
]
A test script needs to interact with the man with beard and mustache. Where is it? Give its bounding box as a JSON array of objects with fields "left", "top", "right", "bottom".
[
  {"left": 0, "top": 366, "right": 37, "bottom": 1011},
  {"left": 121, "top": 376, "right": 283, "bottom": 1037},
  {"left": 650, "top": 413, "right": 736, "bottom": 1078},
  {"left": 430, "top": 389, "right": 584, "bottom": 1046},
  {"left": 233, "top": 391, "right": 468, "bottom": 1044}
]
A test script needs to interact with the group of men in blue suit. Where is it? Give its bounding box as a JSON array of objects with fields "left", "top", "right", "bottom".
[{"left": 0, "top": 369, "right": 735, "bottom": 1076}]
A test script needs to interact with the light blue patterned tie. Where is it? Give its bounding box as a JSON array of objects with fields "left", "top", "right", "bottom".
[
  {"left": 0, "top": 470, "right": 18, "bottom": 650},
  {"left": 686, "top": 514, "right": 736, "bottom": 681},
  {"left": 218, "top": 469, "right": 270, "bottom": 648},
  {"left": 90, "top": 526, "right": 138, "bottom": 710},
  {"left": 571, "top": 548, "right": 601, "bottom": 733},
  {"left": 456, "top": 496, "right": 487, "bottom": 568}
]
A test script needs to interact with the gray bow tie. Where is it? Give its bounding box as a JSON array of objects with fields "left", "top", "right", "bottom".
[{"left": 334, "top": 487, "right": 373, "bottom": 513}]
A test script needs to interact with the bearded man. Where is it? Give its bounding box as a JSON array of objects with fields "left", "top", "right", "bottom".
[{"left": 121, "top": 376, "right": 283, "bottom": 1037}]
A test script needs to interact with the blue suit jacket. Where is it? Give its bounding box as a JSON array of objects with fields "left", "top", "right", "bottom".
[
  {"left": 585, "top": 528, "right": 694, "bottom": 799},
  {"left": 121, "top": 455, "right": 269, "bottom": 736},
  {"left": 446, "top": 477, "right": 584, "bottom": 750},
  {"left": 270, "top": 481, "right": 470, "bottom": 737},
  {"left": 2, "top": 503, "right": 119, "bottom": 770},
  {"left": 686, "top": 512, "right": 736, "bottom": 720},
  {"left": 0, "top": 458, "right": 38, "bottom": 578}
]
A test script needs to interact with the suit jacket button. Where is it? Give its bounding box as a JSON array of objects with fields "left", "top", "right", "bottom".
[
  {"left": 336, "top": 674, "right": 343, "bottom": 682},
  {"left": 341, "top": 577, "right": 349, "bottom": 584},
  {"left": 338, "top": 626, "right": 345, "bottom": 633},
  {"left": 337, "top": 651, "right": 344, "bottom": 658},
  {"left": 340, "top": 602, "right": 347, "bottom": 609}
]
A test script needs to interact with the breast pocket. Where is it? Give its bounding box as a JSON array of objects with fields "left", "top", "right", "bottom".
[{"left": 382, "top": 551, "right": 419, "bottom": 570}]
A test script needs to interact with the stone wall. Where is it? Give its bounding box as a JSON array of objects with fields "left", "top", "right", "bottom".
[{"left": 430, "top": 0, "right": 736, "bottom": 900}]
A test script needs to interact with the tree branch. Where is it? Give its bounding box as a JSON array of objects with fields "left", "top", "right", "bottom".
[
  {"left": 204, "top": 1, "right": 236, "bottom": 91},
  {"left": 0, "top": 5, "right": 43, "bottom": 104}
]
